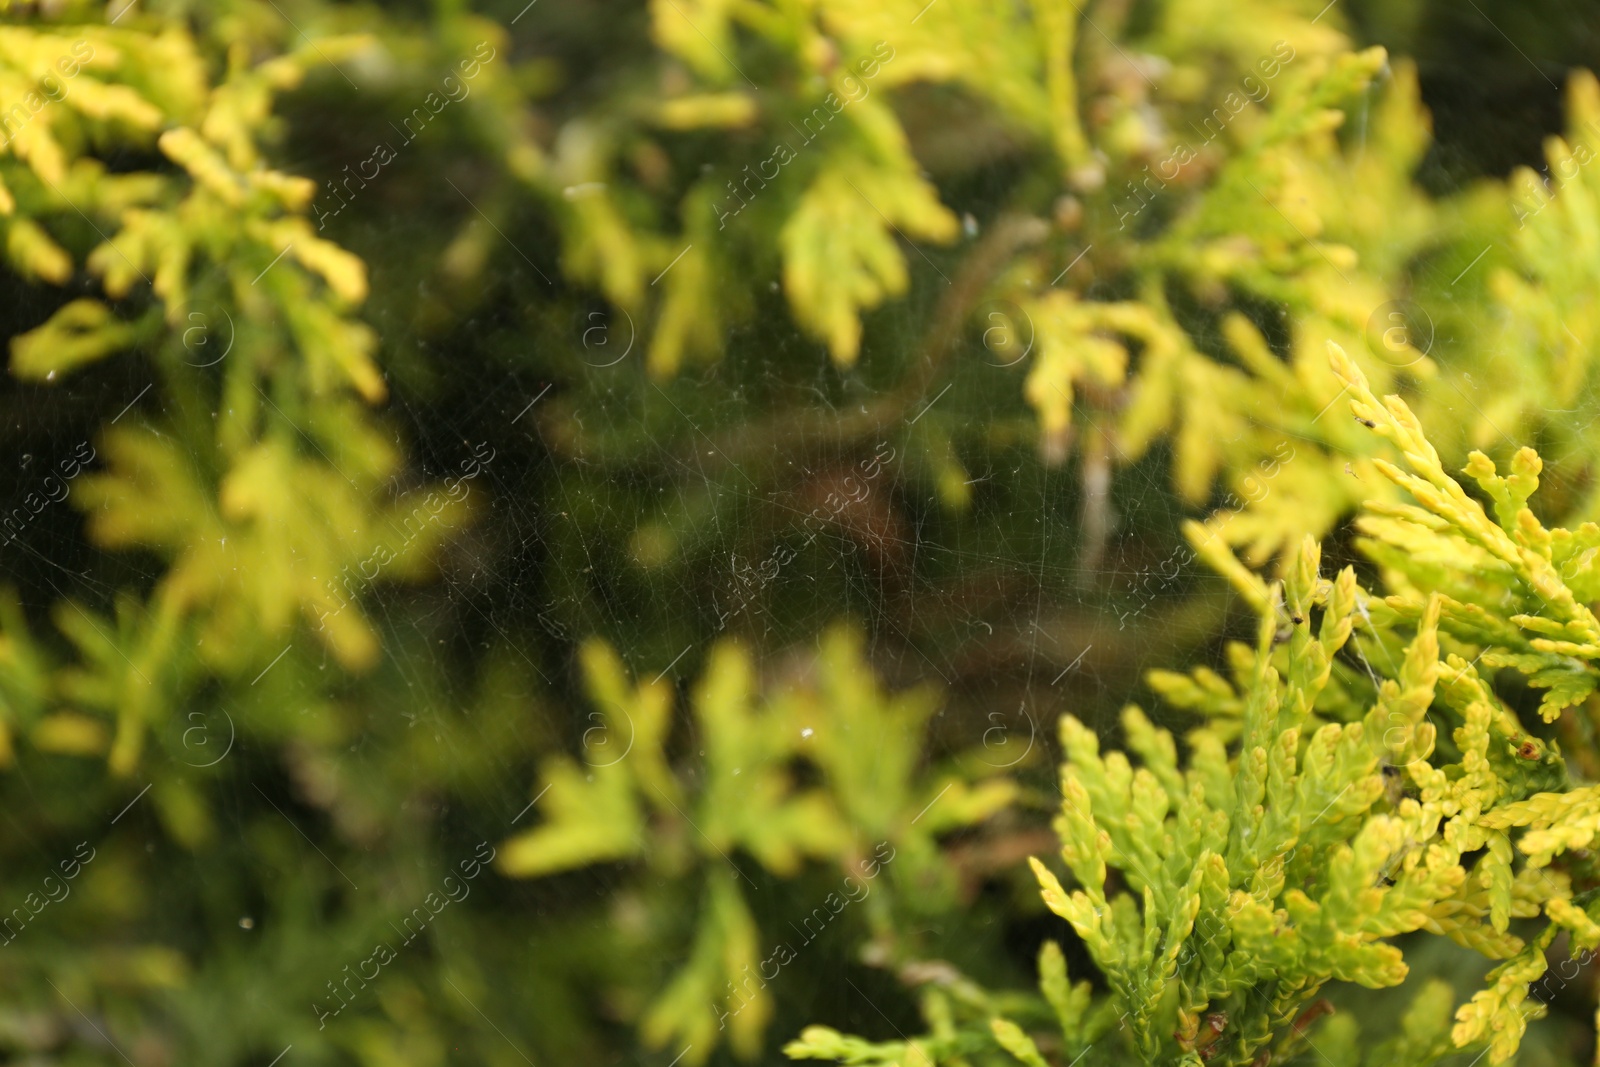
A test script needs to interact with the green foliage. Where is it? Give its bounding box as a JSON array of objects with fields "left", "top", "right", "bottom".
[
  {"left": 499, "top": 624, "right": 1015, "bottom": 1061},
  {"left": 3, "top": 0, "right": 1600, "bottom": 1065},
  {"left": 797, "top": 347, "right": 1600, "bottom": 1065}
]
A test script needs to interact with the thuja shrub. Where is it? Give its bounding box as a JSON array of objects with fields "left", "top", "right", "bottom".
[
  {"left": 4, "top": 1, "right": 1598, "bottom": 1065},
  {"left": 789, "top": 345, "right": 1600, "bottom": 1065}
]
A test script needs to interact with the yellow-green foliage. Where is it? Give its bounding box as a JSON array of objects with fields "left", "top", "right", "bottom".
[
  {"left": 541, "top": 0, "right": 1447, "bottom": 541},
  {"left": 8, "top": 2, "right": 1600, "bottom": 1066},
  {"left": 0, "top": 0, "right": 1562, "bottom": 791},
  {"left": 0, "top": 12, "right": 498, "bottom": 779},
  {"left": 500, "top": 624, "right": 1015, "bottom": 1063},
  {"left": 794, "top": 347, "right": 1600, "bottom": 1066},
  {"left": 1183, "top": 67, "right": 1600, "bottom": 577}
]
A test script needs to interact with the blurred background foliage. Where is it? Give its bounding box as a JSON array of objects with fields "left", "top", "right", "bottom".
[{"left": 2, "top": 0, "right": 1600, "bottom": 1063}]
